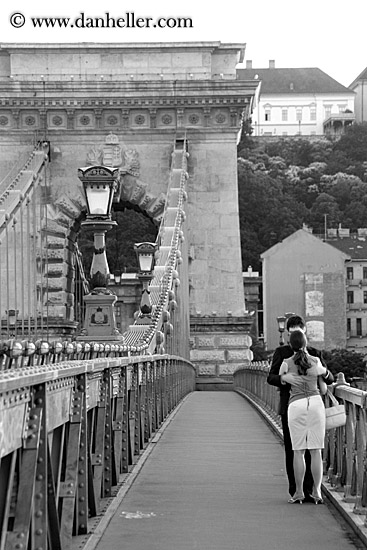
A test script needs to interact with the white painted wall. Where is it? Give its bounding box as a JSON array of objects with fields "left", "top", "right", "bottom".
[{"left": 251, "top": 92, "right": 355, "bottom": 136}]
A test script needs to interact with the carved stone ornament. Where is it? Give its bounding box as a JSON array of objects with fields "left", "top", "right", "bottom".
[
  {"left": 86, "top": 133, "right": 140, "bottom": 176},
  {"left": 188, "top": 114, "right": 200, "bottom": 125},
  {"left": 216, "top": 113, "right": 226, "bottom": 124},
  {"left": 52, "top": 115, "right": 63, "bottom": 126},
  {"left": 80, "top": 115, "right": 91, "bottom": 126},
  {"left": 25, "top": 115, "right": 36, "bottom": 126}
]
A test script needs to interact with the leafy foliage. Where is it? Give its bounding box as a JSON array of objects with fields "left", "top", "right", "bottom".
[
  {"left": 237, "top": 125, "right": 367, "bottom": 271},
  {"left": 323, "top": 348, "right": 367, "bottom": 382}
]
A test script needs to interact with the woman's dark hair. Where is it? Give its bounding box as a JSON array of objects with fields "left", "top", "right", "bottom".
[{"left": 289, "top": 330, "right": 311, "bottom": 375}]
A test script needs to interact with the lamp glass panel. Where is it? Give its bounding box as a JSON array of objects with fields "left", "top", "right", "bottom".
[
  {"left": 277, "top": 316, "right": 286, "bottom": 331},
  {"left": 139, "top": 254, "right": 154, "bottom": 272},
  {"left": 85, "top": 184, "right": 110, "bottom": 216}
]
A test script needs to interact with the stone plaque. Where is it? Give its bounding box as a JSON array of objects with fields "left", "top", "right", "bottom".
[
  {"left": 197, "top": 337, "right": 215, "bottom": 348},
  {"left": 191, "top": 350, "right": 224, "bottom": 362},
  {"left": 198, "top": 365, "right": 216, "bottom": 375},
  {"left": 219, "top": 335, "right": 252, "bottom": 348}
]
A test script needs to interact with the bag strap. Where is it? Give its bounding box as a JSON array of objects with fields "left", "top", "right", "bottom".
[{"left": 327, "top": 388, "right": 339, "bottom": 407}]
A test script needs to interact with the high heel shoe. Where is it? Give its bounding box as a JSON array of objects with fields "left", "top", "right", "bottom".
[
  {"left": 310, "top": 494, "right": 324, "bottom": 505},
  {"left": 288, "top": 495, "right": 304, "bottom": 504}
]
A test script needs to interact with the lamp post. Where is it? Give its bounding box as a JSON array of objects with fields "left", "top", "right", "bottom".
[
  {"left": 276, "top": 315, "right": 286, "bottom": 346},
  {"left": 134, "top": 242, "right": 157, "bottom": 324},
  {"left": 6, "top": 309, "right": 18, "bottom": 337},
  {"left": 77, "top": 165, "right": 124, "bottom": 342}
]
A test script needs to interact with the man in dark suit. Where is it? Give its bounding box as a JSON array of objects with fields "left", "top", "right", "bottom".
[{"left": 267, "top": 314, "right": 334, "bottom": 502}]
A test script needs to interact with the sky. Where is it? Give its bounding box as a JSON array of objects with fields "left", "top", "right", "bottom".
[{"left": 0, "top": 0, "right": 366, "bottom": 87}]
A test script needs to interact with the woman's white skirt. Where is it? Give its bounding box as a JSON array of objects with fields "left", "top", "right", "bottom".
[{"left": 288, "top": 395, "right": 325, "bottom": 450}]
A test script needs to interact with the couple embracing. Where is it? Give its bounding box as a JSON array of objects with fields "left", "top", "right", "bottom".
[{"left": 267, "top": 315, "right": 334, "bottom": 504}]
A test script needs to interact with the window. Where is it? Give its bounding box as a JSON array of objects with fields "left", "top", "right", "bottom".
[
  {"left": 282, "top": 109, "right": 288, "bottom": 121},
  {"left": 347, "top": 267, "right": 354, "bottom": 280},
  {"left": 264, "top": 104, "right": 271, "bottom": 122},
  {"left": 324, "top": 105, "right": 332, "bottom": 118},
  {"left": 310, "top": 107, "right": 316, "bottom": 121},
  {"left": 357, "top": 318, "right": 362, "bottom": 336},
  {"left": 338, "top": 104, "right": 347, "bottom": 113},
  {"left": 364, "top": 291, "right": 367, "bottom": 304},
  {"left": 363, "top": 267, "right": 367, "bottom": 279},
  {"left": 347, "top": 318, "right": 351, "bottom": 332},
  {"left": 347, "top": 290, "right": 354, "bottom": 304},
  {"left": 296, "top": 108, "right": 302, "bottom": 121}
]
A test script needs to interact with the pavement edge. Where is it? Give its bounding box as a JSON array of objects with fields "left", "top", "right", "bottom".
[{"left": 235, "top": 388, "right": 367, "bottom": 549}]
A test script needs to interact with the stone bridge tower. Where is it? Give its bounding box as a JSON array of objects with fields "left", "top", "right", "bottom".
[{"left": 0, "top": 42, "right": 259, "bottom": 373}]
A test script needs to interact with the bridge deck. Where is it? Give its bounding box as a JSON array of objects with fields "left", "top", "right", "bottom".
[{"left": 88, "top": 392, "right": 361, "bottom": 550}]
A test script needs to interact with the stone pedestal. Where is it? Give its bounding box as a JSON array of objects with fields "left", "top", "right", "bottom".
[{"left": 77, "top": 292, "right": 124, "bottom": 342}]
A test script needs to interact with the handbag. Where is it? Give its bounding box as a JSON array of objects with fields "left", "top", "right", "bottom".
[{"left": 325, "top": 389, "right": 346, "bottom": 430}]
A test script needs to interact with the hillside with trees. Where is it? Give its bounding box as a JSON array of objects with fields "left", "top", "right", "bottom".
[{"left": 237, "top": 123, "right": 367, "bottom": 271}]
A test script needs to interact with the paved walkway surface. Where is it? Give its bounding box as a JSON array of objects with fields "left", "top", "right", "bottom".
[{"left": 94, "top": 392, "right": 362, "bottom": 550}]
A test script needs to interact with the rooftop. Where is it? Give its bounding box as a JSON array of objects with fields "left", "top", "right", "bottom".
[
  {"left": 237, "top": 66, "right": 352, "bottom": 95},
  {"left": 325, "top": 234, "right": 367, "bottom": 260},
  {"left": 349, "top": 66, "right": 367, "bottom": 88}
]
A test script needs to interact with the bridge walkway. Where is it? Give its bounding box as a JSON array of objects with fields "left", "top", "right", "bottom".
[{"left": 83, "top": 391, "right": 362, "bottom": 550}]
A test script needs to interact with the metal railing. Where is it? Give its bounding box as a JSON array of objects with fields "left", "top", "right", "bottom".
[
  {"left": 121, "top": 135, "right": 190, "bottom": 359},
  {"left": 0, "top": 353, "right": 196, "bottom": 550},
  {"left": 0, "top": 142, "right": 52, "bottom": 341},
  {"left": 233, "top": 364, "right": 367, "bottom": 540},
  {"left": 0, "top": 135, "right": 189, "bottom": 361}
]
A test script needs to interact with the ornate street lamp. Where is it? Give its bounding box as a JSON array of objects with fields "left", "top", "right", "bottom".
[
  {"left": 6, "top": 309, "right": 18, "bottom": 337},
  {"left": 276, "top": 315, "right": 286, "bottom": 346},
  {"left": 77, "top": 165, "right": 124, "bottom": 342},
  {"left": 134, "top": 242, "right": 157, "bottom": 324}
]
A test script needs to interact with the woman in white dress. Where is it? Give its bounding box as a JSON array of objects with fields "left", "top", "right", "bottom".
[{"left": 279, "top": 330, "right": 326, "bottom": 504}]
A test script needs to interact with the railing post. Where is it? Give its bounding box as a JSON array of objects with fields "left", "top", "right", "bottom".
[
  {"left": 121, "top": 365, "right": 129, "bottom": 473},
  {"left": 103, "top": 368, "right": 113, "bottom": 498},
  {"left": 31, "top": 383, "right": 48, "bottom": 550},
  {"left": 4, "top": 406, "right": 43, "bottom": 550},
  {"left": 134, "top": 362, "right": 141, "bottom": 458},
  {"left": 75, "top": 373, "right": 89, "bottom": 535}
]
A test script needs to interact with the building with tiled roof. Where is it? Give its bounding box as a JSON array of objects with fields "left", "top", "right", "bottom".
[
  {"left": 237, "top": 61, "right": 355, "bottom": 137},
  {"left": 349, "top": 67, "right": 367, "bottom": 123}
]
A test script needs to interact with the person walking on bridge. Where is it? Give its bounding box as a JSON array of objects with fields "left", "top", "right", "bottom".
[
  {"left": 267, "top": 315, "right": 333, "bottom": 502},
  {"left": 279, "top": 330, "right": 328, "bottom": 504}
]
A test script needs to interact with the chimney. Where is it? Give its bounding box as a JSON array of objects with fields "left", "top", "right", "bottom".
[
  {"left": 269, "top": 60, "right": 275, "bottom": 69},
  {"left": 246, "top": 60, "right": 252, "bottom": 69}
]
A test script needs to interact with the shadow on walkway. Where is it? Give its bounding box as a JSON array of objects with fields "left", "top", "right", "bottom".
[{"left": 91, "top": 392, "right": 362, "bottom": 550}]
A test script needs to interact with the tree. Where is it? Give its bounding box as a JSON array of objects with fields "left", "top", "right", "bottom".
[
  {"left": 78, "top": 208, "right": 158, "bottom": 278},
  {"left": 309, "top": 193, "right": 342, "bottom": 233},
  {"left": 323, "top": 348, "right": 367, "bottom": 382},
  {"left": 333, "top": 123, "right": 367, "bottom": 163}
]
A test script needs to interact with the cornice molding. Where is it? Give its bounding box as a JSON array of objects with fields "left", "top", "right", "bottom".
[{"left": 0, "top": 96, "right": 249, "bottom": 108}]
